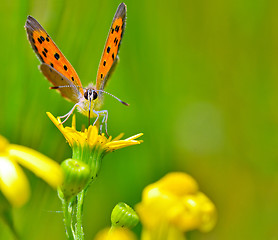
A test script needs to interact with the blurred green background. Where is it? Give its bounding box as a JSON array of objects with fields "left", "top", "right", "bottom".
[{"left": 0, "top": 0, "right": 278, "bottom": 239}]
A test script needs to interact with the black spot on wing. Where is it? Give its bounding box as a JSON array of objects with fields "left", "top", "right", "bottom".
[
  {"left": 54, "top": 53, "right": 60, "bottom": 60},
  {"left": 107, "top": 46, "right": 111, "bottom": 53},
  {"left": 37, "top": 38, "right": 42, "bottom": 44},
  {"left": 114, "top": 37, "right": 118, "bottom": 46},
  {"left": 40, "top": 36, "right": 45, "bottom": 42},
  {"left": 42, "top": 51, "right": 47, "bottom": 58},
  {"left": 64, "top": 65, "right": 68, "bottom": 71},
  {"left": 39, "top": 54, "right": 44, "bottom": 62}
]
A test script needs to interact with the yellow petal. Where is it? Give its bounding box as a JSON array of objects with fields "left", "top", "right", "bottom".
[
  {"left": 142, "top": 184, "right": 163, "bottom": 202},
  {"left": 171, "top": 193, "right": 217, "bottom": 232},
  {"left": 157, "top": 172, "right": 199, "bottom": 196},
  {"left": 8, "top": 144, "right": 63, "bottom": 188},
  {"left": 0, "top": 156, "right": 30, "bottom": 207},
  {"left": 47, "top": 112, "right": 71, "bottom": 144},
  {"left": 112, "top": 133, "right": 124, "bottom": 141},
  {"left": 0, "top": 135, "right": 9, "bottom": 152},
  {"left": 137, "top": 172, "right": 217, "bottom": 234},
  {"left": 141, "top": 223, "right": 187, "bottom": 240},
  {"left": 47, "top": 112, "right": 63, "bottom": 131},
  {"left": 71, "top": 114, "right": 76, "bottom": 130},
  {"left": 47, "top": 112, "right": 143, "bottom": 153},
  {"left": 124, "top": 133, "right": 143, "bottom": 141},
  {"left": 87, "top": 125, "right": 99, "bottom": 146},
  {"left": 94, "top": 228, "right": 137, "bottom": 240},
  {"left": 105, "top": 140, "right": 141, "bottom": 151},
  {"left": 190, "top": 193, "right": 217, "bottom": 232},
  {"left": 141, "top": 173, "right": 198, "bottom": 203}
]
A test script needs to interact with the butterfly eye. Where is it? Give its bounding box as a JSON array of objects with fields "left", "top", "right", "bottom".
[
  {"left": 84, "top": 90, "right": 97, "bottom": 101},
  {"left": 84, "top": 91, "right": 88, "bottom": 100},
  {"left": 93, "top": 91, "right": 98, "bottom": 100}
]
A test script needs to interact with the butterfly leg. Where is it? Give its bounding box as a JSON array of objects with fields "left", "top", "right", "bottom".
[
  {"left": 99, "top": 110, "right": 109, "bottom": 136},
  {"left": 92, "top": 109, "right": 100, "bottom": 127},
  {"left": 59, "top": 103, "right": 79, "bottom": 124},
  {"left": 101, "top": 110, "right": 109, "bottom": 136},
  {"left": 92, "top": 110, "right": 109, "bottom": 136}
]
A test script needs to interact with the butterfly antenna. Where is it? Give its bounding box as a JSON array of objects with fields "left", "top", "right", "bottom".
[
  {"left": 95, "top": 90, "right": 129, "bottom": 106},
  {"left": 50, "top": 85, "right": 85, "bottom": 90}
]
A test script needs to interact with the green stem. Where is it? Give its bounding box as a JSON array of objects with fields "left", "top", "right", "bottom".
[
  {"left": 68, "top": 143, "right": 105, "bottom": 240},
  {"left": 1, "top": 209, "right": 19, "bottom": 240},
  {"left": 75, "top": 190, "right": 85, "bottom": 240},
  {"left": 62, "top": 199, "right": 75, "bottom": 240}
]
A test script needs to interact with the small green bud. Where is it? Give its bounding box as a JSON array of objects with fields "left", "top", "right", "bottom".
[
  {"left": 111, "top": 202, "right": 139, "bottom": 229},
  {"left": 59, "top": 159, "right": 90, "bottom": 200}
]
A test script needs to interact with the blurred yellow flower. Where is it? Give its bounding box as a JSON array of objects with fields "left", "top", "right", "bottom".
[
  {"left": 0, "top": 135, "right": 63, "bottom": 207},
  {"left": 94, "top": 228, "right": 137, "bottom": 240},
  {"left": 47, "top": 112, "right": 143, "bottom": 152},
  {"left": 136, "top": 172, "right": 217, "bottom": 239}
]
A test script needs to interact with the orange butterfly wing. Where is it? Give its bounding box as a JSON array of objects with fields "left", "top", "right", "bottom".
[
  {"left": 40, "top": 63, "right": 81, "bottom": 102},
  {"left": 96, "top": 3, "right": 127, "bottom": 90},
  {"left": 25, "top": 16, "right": 84, "bottom": 98}
]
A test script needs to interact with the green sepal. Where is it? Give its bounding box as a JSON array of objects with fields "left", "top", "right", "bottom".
[
  {"left": 72, "top": 143, "right": 106, "bottom": 181},
  {"left": 111, "top": 202, "right": 139, "bottom": 229}
]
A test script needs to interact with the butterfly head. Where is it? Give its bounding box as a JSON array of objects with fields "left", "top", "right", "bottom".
[
  {"left": 84, "top": 88, "right": 98, "bottom": 102},
  {"left": 83, "top": 87, "right": 99, "bottom": 126}
]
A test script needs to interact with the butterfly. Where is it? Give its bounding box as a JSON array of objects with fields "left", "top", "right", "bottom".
[{"left": 25, "top": 3, "right": 128, "bottom": 135}]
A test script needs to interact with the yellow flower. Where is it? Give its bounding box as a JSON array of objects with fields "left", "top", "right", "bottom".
[
  {"left": 94, "top": 228, "right": 137, "bottom": 240},
  {"left": 136, "top": 172, "right": 217, "bottom": 239},
  {"left": 47, "top": 112, "right": 143, "bottom": 179},
  {"left": 0, "top": 135, "right": 63, "bottom": 207},
  {"left": 47, "top": 112, "right": 143, "bottom": 152}
]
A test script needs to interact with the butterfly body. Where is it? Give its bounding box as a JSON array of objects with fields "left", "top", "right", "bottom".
[{"left": 25, "top": 3, "right": 127, "bottom": 132}]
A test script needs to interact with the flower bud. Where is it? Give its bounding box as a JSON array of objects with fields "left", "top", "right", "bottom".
[
  {"left": 59, "top": 159, "right": 90, "bottom": 200},
  {"left": 95, "top": 227, "right": 137, "bottom": 240},
  {"left": 111, "top": 202, "right": 139, "bottom": 229}
]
